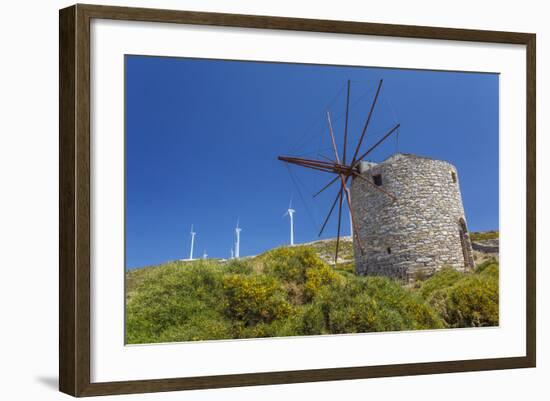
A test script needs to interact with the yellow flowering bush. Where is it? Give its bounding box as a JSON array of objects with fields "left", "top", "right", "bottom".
[
  {"left": 222, "top": 274, "right": 293, "bottom": 326},
  {"left": 261, "top": 246, "right": 327, "bottom": 284},
  {"left": 303, "top": 263, "right": 341, "bottom": 301}
]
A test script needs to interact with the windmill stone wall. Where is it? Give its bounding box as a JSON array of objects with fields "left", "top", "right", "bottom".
[{"left": 350, "top": 153, "right": 474, "bottom": 281}]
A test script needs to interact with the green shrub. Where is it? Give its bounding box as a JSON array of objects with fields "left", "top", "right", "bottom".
[
  {"left": 303, "top": 276, "right": 444, "bottom": 334},
  {"left": 298, "top": 303, "right": 328, "bottom": 335},
  {"left": 362, "top": 277, "right": 445, "bottom": 330},
  {"left": 475, "top": 258, "right": 499, "bottom": 275},
  {"left": 233, "top": 314, "right": 303, "bottom": 339},
  {"left": 327, "top": 293, "right": 405, "bottom": 333},
  {"left": 157, "top": 313, "right": 232, "bottom": 342},
  {"left": 225, "top": 259, "right": 253, "bottom": 275},
  {"left": 125, "top": 261, "right": 226, "bottom": 343},
  {"left": 412, "top": 269, "right": 430, "bottom": 282},
  {"left": 333, "top": 262, "right": 355, "bottom": 275},
  {"left": 479, "top": 263, "right": 499, "bottom": 278},
  {"left": 427, "top": 269, "right": 499, "bottom": 328},
  {"left": 418, "top": 267, "right": 463, "bottom": 299}
]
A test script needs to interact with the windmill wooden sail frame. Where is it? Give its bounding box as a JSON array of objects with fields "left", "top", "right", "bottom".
[{"left": 278, "top": 79, "right": 400, "bottom": 262}]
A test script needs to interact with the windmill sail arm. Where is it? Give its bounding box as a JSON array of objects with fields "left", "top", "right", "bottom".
[
  {"left": 319, "top": 154, "right": 336, "bottom": 163},
  {"left": 351, "top": 79, "right": 384, "bottom": 165},
  {"left": 339, "top": 174, "right": 364, "bottom": 254},
  {"left": 279, "top": 156, "right": 351, "bottom": 175},
  {"left": 335, "top": 186, "right": 344, "bottom": 263},
  {"left": 313, "top": 176, "right": 339, "bottom": 198},
  {"left": 342, "top": 80, "right": 351, "bottom": 164},
  {"left": 278, "top": 79, "right": 400, "bottom": 266},
  {"left": 352, "top": 123, "right": 400, "bottom": 168},
  {"left": 326, "top": 111, "right": 341, "bottom": 164},
  {"left": 318, "top": 189, "right": 342, "bottom": 237},
  {"left": 279, "top": 155, "right": 335, "bottom": 169}
]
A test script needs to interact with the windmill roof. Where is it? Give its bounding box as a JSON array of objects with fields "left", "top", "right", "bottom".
[
  {"left": 383, "top": 152, "right": 453, "bottom": 164},
  {"left": 360, "top": 152, "right": 456, "bottom": 169}
]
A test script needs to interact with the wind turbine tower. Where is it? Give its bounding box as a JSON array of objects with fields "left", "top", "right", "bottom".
[
  {"left": 189, "top": 224, "right": 196, "bottom": 260},
  {"left": 284, "top": 200, "right": 296, "bottom": 246},
  {"left": 235, "top": 221, "right": 242, "bottom": 259}
]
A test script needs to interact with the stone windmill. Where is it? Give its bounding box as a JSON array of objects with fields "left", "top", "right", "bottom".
[{"left": 278, "top": 80, "right": 474, "bottom": 280}]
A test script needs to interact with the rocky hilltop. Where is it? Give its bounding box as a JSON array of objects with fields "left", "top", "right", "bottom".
[{"left": 470, "top": 231, "right": 499, "bottom": 264}]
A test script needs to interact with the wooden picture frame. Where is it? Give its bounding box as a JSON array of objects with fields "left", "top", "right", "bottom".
[{"left": 59, "top": 3, "right": 536, "bottom": 397}]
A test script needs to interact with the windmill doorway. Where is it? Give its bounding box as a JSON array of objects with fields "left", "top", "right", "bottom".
[{"left": 458, "top": 218, "right": 474, "bottom": 269}]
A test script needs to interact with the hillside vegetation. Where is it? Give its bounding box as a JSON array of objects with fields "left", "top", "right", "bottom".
[
  {"left": 126, "top": 243, "right": 499, "bottom": 344},
  {"left": 470, "top": 230, "right": 499, "bottom": 242}
]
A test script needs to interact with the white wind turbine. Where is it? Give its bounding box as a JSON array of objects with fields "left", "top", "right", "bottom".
[
  {"left": 188, "top": 224, "right": 196, "bottom": 260},
  {"left": 284, "top": 200, "right": 296, "bottom": 246},
  {"left": 234, "top": 220, "right": 242, "bottom": 259}
]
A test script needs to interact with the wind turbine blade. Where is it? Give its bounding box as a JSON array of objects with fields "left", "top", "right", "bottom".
[
  {"left": 318, "top": 187, "right": 342, "bottom": 237},
  {"left": 326, "top": 111, "right": 341, "bottom": 164},
  {"left": 335, "top": 186, "right": 344, "bottom": 264},
  {"left": 351, "top": 79, "right": 383, "bottom": 165},
  {"left": 313, "top": 176, "right": 339, "bottom": 198},
  {"left": 343, "top": 80, "right": 351, "bottom": 164},
  {"left": 353, "top": 123, "right": 400, "bottom": 167}
]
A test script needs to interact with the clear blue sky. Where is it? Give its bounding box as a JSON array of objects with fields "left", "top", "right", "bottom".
[{"left": 125, "top": 55, "right": 499, "bottom": 269}]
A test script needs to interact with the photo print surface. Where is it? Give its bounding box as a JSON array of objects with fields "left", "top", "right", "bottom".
[{"left": 124, "top": 55, "right": 499, "bottom": 345}]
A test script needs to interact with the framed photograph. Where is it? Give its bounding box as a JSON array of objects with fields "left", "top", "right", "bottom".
[{"left": 59, "top": 4, "right": 536, "bottom": 397}]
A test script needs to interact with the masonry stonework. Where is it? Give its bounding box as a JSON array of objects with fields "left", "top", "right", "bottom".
[{"left": 351, "top": 153, "right": 474, "bottom": 281}]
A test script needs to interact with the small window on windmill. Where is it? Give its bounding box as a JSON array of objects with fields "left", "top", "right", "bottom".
[
  {"left": 451, "top": 171, "right": 457, "bottom": 183},
  {"left": 373, "top": 174, "right": 383, "bottom": 186},
  {"left": 387, "top": 247, "right": 392, "bottom": 254}
]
